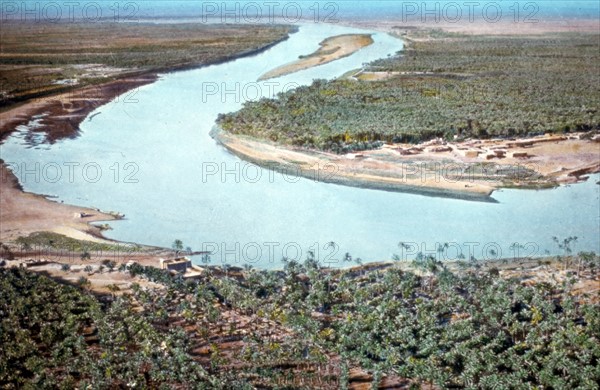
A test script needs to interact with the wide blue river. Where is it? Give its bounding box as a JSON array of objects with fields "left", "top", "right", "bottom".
[{"left": 1, "top": 24, "right": 599, "bottom": 268}]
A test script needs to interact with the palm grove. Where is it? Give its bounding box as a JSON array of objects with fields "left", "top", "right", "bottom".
[
  {"left": 218, "top": 32, "right": 600, "bottom": 153},
  {"left": 1, "top": 250, "right": 599, "bottom": 388}
]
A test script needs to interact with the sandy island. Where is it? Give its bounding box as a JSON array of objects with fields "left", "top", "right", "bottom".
[
  {"left": 212, "top": 126, "right": 600, "bottom": 201},
  {"left": 258, "top": 34, "right": 374, "bottom": 81}
]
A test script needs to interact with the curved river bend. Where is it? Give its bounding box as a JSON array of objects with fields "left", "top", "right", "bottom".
[{"left": 1, "top": 24, "right": 599, "bottom": 268}]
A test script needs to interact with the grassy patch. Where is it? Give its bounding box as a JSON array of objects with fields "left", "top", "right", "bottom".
[{"left": 14, "top": 232, "right": 127, "bottom": 253}]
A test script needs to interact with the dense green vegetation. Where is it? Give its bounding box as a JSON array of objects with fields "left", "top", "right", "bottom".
[
  {"left": 2, "top": 250, "right": 598, "bottom": 388},
  {"left": 0, "top": 267, "right": 217, "bottom": 388},
  {"left": 218, "top": 32, "right": 600, "bottom": 153}
]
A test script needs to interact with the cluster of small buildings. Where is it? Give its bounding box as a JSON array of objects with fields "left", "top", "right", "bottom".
[
  {"left": 392, "top": 136, "right": 544, "bottom": 161},
  {"left": 159, "top": 257, "right": 204, "bottom": 279}
]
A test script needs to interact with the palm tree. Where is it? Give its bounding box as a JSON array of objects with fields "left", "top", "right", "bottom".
[
  {"left": 201, "top": 254, "right": 211, "bottom": 265},
  {"left": 172, "top": 239, "right": 184, "bottom": 257},
  {"left": 355, "top": 257, "right": 363, "bottom": 267},
  {"left": 437, "top": 242, "right": 449, "bottom": 261},
  {"left": 20, "top": 241, "right": 32, "bottom": 252},
  {"left": 509, "top": 242, "right": 525, "bottom": 263},
  {"left": 343, "top": 252, "right": 353, "bottom": 263},
  {"left": 575, "top": 251, "right": 596, "bottom": 277},
  {"left": 552, "top": 236, "right": 578, "bottom": 270},
  {"left": 398, "top": 242, "right": 413, "bottom": 261},
  {"left": 77, "top": 276, "right": 90, "bottom": 289}
]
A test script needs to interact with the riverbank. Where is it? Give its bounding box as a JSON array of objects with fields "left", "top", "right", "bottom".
[
  {"left": 0, "top": 163, "right": 118, "bottom": 243},
  {"left": 258, "top": 33, "right": 374, "bottom": 81},
  {"left": 0, "top": 23, "right": 297, "bottom": 143},
  {"left": 212, "top": 126, "right": 600, "bottom": 200},
  {"left": 0, "top": 23, "right": 296, "bottom": 253},
  {"left": 0, "top": 22, "right": 295, "bottom": 109},
  {"left": 0, "top": 28, "right": 294, "bottom": 143},
  {"left": 0, "top": 74, "right": 159, "bottom": 143}
]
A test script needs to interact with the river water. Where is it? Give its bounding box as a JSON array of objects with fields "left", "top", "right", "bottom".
[{"left": 1, "top": 24, "right": 599, "bottom": 268}]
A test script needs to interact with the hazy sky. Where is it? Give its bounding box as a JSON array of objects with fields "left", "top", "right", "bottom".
[{"left": 4, "top": 1, "right": 600, "bottom": 22}]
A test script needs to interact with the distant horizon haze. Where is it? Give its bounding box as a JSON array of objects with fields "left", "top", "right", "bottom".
[{"left": 2, "top": 1, "right": 599, "bottom": 23}]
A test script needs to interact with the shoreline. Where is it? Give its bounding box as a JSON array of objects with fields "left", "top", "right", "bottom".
[
  {"left": 0, "top": 27, "right": 297, "bottom": 249},
  {"left": 211, "top": 125, "right": 600, "bottom": 201},
  {"left": 210, "top": 126, "right": 496, "bottom": 202},
  {"left": 2, "top": 20, "right": 599, "bottom": 250},
  {"left": 0, "top": 29, "right": 296, "bottom": 144},
  {"left": 0, "top": 74, "right": 159, "bottom": 143},
  {"left": 0, "top": 162, "right": 119, "bottom": 243}
]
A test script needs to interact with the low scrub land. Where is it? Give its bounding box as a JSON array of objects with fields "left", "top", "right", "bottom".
[{"left": 0, "top": 22, "right": 293, "bottom": 108}]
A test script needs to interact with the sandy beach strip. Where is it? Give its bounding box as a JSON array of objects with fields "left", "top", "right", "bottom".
[
  {"left": 258, "top": 34, "right": 374, "bottom": 81},
  {"left": 211, "top": 126, "right": 497, "bottom": 200},
  {"left": 0, "top": 163, "right": 118, "bottom": 243},
  {"left": 211, "top": 126, "right": 600, "bottom": 200}
]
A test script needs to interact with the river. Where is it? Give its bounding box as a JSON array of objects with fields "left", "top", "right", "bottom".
[{"left": 1, "top": 23, "right": 599, "bottom": 268}]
